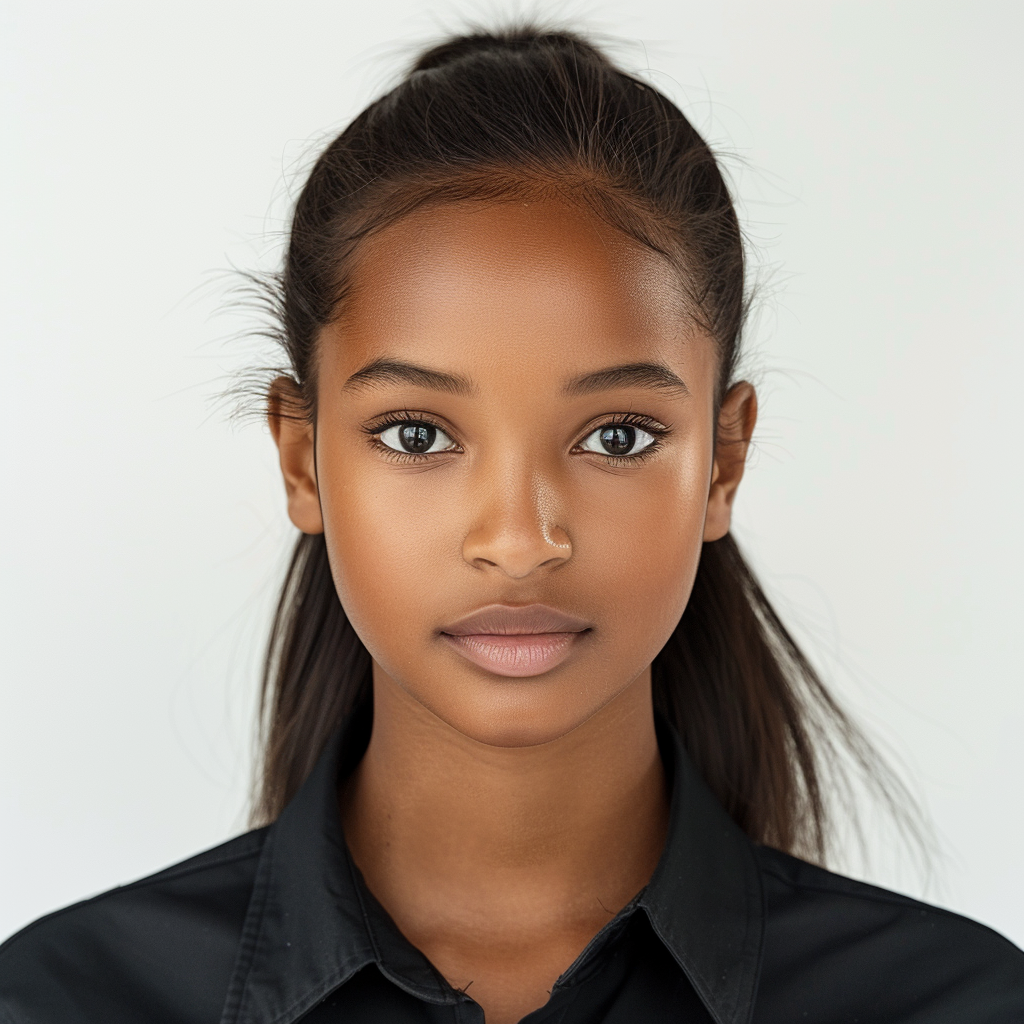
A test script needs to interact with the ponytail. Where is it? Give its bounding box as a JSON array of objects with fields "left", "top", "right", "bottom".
[
  {"left": 653, "top": 534, "right": 888, "bottom": 861},
  {"left": 252, "top": 533, "right": 370, "bottom": 824}
]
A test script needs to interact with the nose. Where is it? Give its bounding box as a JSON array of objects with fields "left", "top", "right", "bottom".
[{"left": 461, "top": 457, "right": 572, "bottom": 578}]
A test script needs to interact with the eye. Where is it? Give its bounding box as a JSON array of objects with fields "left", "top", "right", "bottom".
[
  {"left": 579, "top": 423, "right": 659, "bottom": 458},
  {"left": 378, "top": 420, "right": 458, "bottom": 455}
]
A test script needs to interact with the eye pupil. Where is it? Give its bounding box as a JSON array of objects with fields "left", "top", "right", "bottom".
[
  {"left": 601, "top": 425, "right": 634, "bottom": 455},
  {"left": 400, "top": 423, "right": 435, "bottom": 453}
]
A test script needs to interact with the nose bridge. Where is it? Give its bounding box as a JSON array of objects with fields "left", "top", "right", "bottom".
[{"left": 463, "top": 442, "right": 571, "bottom": 576}]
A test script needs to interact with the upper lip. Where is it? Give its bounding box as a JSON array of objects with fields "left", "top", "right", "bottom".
[{"left": 440, "top": 603, "right": 592, "bottom": 636}]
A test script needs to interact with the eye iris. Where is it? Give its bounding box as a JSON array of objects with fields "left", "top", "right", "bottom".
[
  {"left": 601, "top": 425, "right": 634, "bottom": 455},
  {"left": 400, "top": 423, "right": 435, "bottom": 453}
]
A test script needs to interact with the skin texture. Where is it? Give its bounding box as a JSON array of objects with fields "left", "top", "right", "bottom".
[{"left": 269, "top": 196, "right": 757, "bottom": 1024}]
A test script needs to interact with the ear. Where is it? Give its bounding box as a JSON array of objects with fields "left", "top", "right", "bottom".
[
  {"left": 703, "top": 381, "right": 758, "bottom": 542},
  {"left": 267, "top": 377, "right": 324, "bottom": 535}
]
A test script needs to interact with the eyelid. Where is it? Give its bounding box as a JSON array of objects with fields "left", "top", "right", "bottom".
[
  {"left": 574, "top": 415, "right": 668, "bottom": 463},
  {"left": 574, "top": 411, "right": 671, "bottom": 443},
  {"left": 361, "top": 410, "right": 460, "bottom": 440},
  {"left": 385, "top": 423, "right": 456, "bottom": 452},
  {"left": 363, "top": 411, "right": 462, "bottom": 458}
]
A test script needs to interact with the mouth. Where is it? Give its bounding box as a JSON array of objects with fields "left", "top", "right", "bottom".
[{"left": 438, "top": 603, "right": 592, "bottom": 678}]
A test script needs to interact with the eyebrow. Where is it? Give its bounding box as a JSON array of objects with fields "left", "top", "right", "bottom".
[
  {"left": 343, "top": 358, "right": 689, "bottom": 398},
  {"left": 344, "top": 359, "right": 477, "bottom": 396},
  {"left": 562, "top": 362, "right": 690, "bottom": 398}
]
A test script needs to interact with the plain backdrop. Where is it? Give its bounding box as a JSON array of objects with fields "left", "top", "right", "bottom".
[{"left": 3, "top": 0, "right": 1022, "bottom": 947}]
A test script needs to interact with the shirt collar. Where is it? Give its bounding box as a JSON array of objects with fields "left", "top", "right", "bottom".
[
  {"left": 220, "top": 710, "right": 764, "bottom": 1024},
  {"left": 639, "top": 715, "right": 764, "bottom": 1024}
]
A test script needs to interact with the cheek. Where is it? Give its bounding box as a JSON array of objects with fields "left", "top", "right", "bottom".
[
  {"left": 318, "top": 461, "right": 455, "bottom": 663},
  {"left": 579, "top": 457, "right": 710, "bottom": 650}
]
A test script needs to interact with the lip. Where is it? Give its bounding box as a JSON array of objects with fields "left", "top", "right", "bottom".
[
  {"left": 441, "top": 603, "right": 591, "bottom": 636},
  {"left": 439, "top": 603, "right": 592, "bottom": 678}
]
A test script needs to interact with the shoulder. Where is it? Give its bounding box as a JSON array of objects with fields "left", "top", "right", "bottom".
[
  {"left": 755, "top": 845, "right": 1024, "bottom": 1022},
  {"left": 0, "top": 828, "right": 268, "bottom": 1024}
]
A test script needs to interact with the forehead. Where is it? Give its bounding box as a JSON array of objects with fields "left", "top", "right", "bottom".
[{"left": 328, "top": 196, "right": 703, "bottom": 381}]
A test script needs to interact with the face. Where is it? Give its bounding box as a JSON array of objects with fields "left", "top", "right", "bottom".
[{"left": 272, "top": 196, "right": 755, "bottom": 747}]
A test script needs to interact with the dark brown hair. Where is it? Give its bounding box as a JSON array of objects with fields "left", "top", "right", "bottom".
[{"left": 249, "top": 25, "right": 915, "bottom": 864}]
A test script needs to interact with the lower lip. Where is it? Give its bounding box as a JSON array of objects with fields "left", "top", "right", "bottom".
[{"left": 440, "top": 631, "right": 586, "bottom": 678}]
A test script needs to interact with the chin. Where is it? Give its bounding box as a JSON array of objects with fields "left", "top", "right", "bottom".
[{"left": 432, "top": 684, "right": 612, "bottom": 749}]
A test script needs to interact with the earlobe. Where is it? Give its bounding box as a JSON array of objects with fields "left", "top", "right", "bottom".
[
  {"left": 267, "top": 378, "right": 324, "bottom": 535},
  {"left": 703, "top": 382, "right": 757, "bottom": 543}
]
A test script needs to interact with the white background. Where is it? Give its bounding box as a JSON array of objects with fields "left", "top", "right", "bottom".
[{"left": 3, "top": 0, "right": 1022, "bottom": 948}]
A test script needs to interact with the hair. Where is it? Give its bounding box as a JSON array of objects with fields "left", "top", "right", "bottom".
[{"left": 247, "top": 24, "right": 917, "bottom": 864}]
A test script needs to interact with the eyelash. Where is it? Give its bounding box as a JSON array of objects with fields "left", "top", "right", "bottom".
[{"left": 361, "top": 410, "right": 670, "bottom": 466}]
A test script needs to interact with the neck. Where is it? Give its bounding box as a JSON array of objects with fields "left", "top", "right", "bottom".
[{"left": 339, "top": 668, "right": 670, "bottom": 933}]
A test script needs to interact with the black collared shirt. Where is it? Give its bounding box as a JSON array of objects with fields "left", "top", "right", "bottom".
[{"left": 2, "top": 715, "right": 1022, "bottom": 1024}]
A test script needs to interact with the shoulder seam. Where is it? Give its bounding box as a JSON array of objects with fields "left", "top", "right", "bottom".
[
  {"left": 760, "top": 860, "right": 1024, "bottom": 956},
  {"left": 0, "top": 830, "right": 267, "bottom": 962},
  {"left": 117, "top": 829, "right": 268, "bottom": 891}
]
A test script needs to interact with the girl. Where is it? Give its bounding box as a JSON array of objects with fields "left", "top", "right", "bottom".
[{"left": 2, "top": 25, "right": 1022, "bottom": 1024}]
